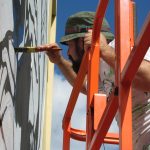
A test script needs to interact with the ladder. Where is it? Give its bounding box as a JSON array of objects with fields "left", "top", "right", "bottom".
[{"left": 62, "top": 0, "right": 150, "bottom": 149}]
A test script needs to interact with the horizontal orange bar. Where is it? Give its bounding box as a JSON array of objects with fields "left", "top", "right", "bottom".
[
  {"left": 70, "top": 128, "right": 86, "bottom": 141},
  {"left": 69, "top": 127, "right": 119, "bottom": 144},
  {"left": 104, "top": 133, "right": 119, "bottom": 144}
]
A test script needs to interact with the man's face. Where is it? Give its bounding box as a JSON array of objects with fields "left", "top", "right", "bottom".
[{"left": 66, "top": 38, "right": 84, "bottom": 73}]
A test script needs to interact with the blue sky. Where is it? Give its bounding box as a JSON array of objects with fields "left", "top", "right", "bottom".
[
  {"left": 55, "top": 0, "right": 150, "bottom": 71},
  {"left": 51, "top": 1, "right": 150, "bottom": 149}
]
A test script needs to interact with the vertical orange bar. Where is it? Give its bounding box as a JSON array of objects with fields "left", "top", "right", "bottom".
[
  {"left": 86, "top": 0, "right": 109, "bottom": 149},
  {"left": 130, "top": 1, "right": 135, "bottom": 47},
  {"left": 63, "top": 124, "right": 70, "bottom": 150},
  {"left": 94, "top": 94, "right": 106, "bottom": 130},
  {"left": 86, "top": 45, "right": 99, "bottom": 149},
  {"left": 115, "top": 0, "right": 133, "bottom": 150},
  {"left": 88, "top": 91, "right": 119, "bottom": 150}
]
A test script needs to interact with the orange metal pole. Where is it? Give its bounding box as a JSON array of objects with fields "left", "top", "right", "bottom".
[
  {"left": 70, "top": 128, "right": 86, "bottom": 141},
  {"left": 63, "top": 124, "right": 70, "bottom": 150},
  {"left": 121, "top": 13, "right": 150, "bottom": 85},
  {"left": 115, "top": 0, "right": 133, "bottom": 149},
  {"left": 70, "top": 128, "right": 119, "bottom": 144},
  {"left": 94, "top": 94, "right": 106, "bottom": 130},
  {"left": 62, "top": 52, "right": 88, "bottom": 125},
  {"left": 89, "top": 89, "right": 119, "bottom": 150},
  {"left": 129, "top": 1, "right": 135, "bottom": 48},
  {"left": 62, "top": 51, "right": 88, "bottom": 150},
  {"left": 104, "top": 133, "right": 119, "bottom": 144},
  {"left": 86, "top": 0, "right": 109, "bottom": 149}
]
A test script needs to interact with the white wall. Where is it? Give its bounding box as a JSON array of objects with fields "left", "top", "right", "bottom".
[{"left": 0, "top": 0, "right": 54, "bottom": 149}]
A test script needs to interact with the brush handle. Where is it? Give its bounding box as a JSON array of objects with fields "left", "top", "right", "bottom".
[{"left": 14, "top": 47, "right": 62, "bottom": 53}]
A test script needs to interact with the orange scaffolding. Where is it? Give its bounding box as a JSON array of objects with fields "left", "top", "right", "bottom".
[{"left": 62, "top": 0, "right": 150, "bottom": 149}]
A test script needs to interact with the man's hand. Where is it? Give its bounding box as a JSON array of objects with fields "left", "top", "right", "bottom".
[
  {"left": 84, "top": 29, "right": 92, "bottom": 51},
  {"left": 84, "top": 29, "right": 108, "bottom": 52},
  {"left": 38, "top": 43, "right": 63, "bottom": 64},
  {"left": 84, "top": 29, "right": 115, "bottom": 68}
]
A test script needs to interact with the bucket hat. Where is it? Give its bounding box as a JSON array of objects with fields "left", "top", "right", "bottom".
[{"left": 60, "top": 11, "right": 114, "bottom": 45}]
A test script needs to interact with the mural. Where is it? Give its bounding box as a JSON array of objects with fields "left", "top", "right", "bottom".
[{"left": 0, "top": 0, "right": 55, "bottom": 149}]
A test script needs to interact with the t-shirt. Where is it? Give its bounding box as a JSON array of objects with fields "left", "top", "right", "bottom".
[{"left": 99, "top": 40, "right": 150, "bottom": 150}]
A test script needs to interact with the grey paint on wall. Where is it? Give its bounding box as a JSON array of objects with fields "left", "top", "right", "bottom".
[{"left": 0, "top": 0, "right": 51, "bottom": 149}]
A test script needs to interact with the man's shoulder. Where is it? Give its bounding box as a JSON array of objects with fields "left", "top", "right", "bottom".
[{"left": 108, "top": 39, "right": 150, "bottom": 62}]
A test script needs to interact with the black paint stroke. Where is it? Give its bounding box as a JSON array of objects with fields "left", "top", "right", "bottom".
[{"left": 12, "top": 0, "right": 47, "bottom": 149}]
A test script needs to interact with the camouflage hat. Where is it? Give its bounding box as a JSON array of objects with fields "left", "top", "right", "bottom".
[{"left": 60, "top": 11, "right": 114, "bottom": 45}]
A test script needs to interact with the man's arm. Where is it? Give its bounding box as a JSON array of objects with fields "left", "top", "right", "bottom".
[
  {"left": 84, "top": 30, "right": 115, "bottom": 68},
  {"left": 132, "top": 60, "right": 150, "bottom": 91},
  {"left": 56, "top": 56, "right": 87, "bottom": 94},
  {"left": 101, "top": 44, "right": 150, "bottom": 92},
  {"left": 45, "top": 43, "right": 87, "bottom": 94},
  {"left": 84, "top": 30, "right": 150, "bottom": 92},
  {"left": 100, "top": 44, "right": 115, "bottom": 68}
]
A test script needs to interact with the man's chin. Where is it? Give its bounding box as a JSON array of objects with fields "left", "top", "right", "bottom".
[{"left": 72, "top": 63, "right": 81, "bottom": 73}]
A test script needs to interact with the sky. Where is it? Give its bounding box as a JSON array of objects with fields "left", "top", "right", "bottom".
[{"left": 51, "top": 0, "right": 150, "bottom": 150}]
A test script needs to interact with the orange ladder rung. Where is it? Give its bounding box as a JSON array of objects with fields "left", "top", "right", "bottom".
[{"left": 66, "top": 127, "right": 119, "bottom": 144}]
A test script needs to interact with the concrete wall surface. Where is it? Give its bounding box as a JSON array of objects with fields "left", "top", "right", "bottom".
[{"left": 0, "top": 0, "right": 56, "bottom": 149}]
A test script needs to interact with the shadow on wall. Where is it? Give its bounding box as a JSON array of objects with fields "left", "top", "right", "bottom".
[
  {"left": 0, "top": 27, "right": 16, "bottom": 149},
  {"left": 13, "top": 0, "right": 39, "bottom": 150}
]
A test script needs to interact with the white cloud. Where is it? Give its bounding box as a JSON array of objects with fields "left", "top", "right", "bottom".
[{"left": 51, "top": 73, "right": 119, "bottom": 150}]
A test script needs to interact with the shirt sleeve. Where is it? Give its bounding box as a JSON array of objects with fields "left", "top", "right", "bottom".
[
  {"left": 109, "top": 40, "right": 150, "bottom": 62},
  {"left": 144, "top": 47, "right": 150, "bottom": 61},
  {"left": 99, "top": 39, "right": 115, "bottom": 96},
  {"left": 108, "top": 39, "right": 115, "bottom": 48}
]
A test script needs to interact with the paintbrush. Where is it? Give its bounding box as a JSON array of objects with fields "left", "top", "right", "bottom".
[{"left": 14, "top": 46, "right": 62, "bottom": 53}]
